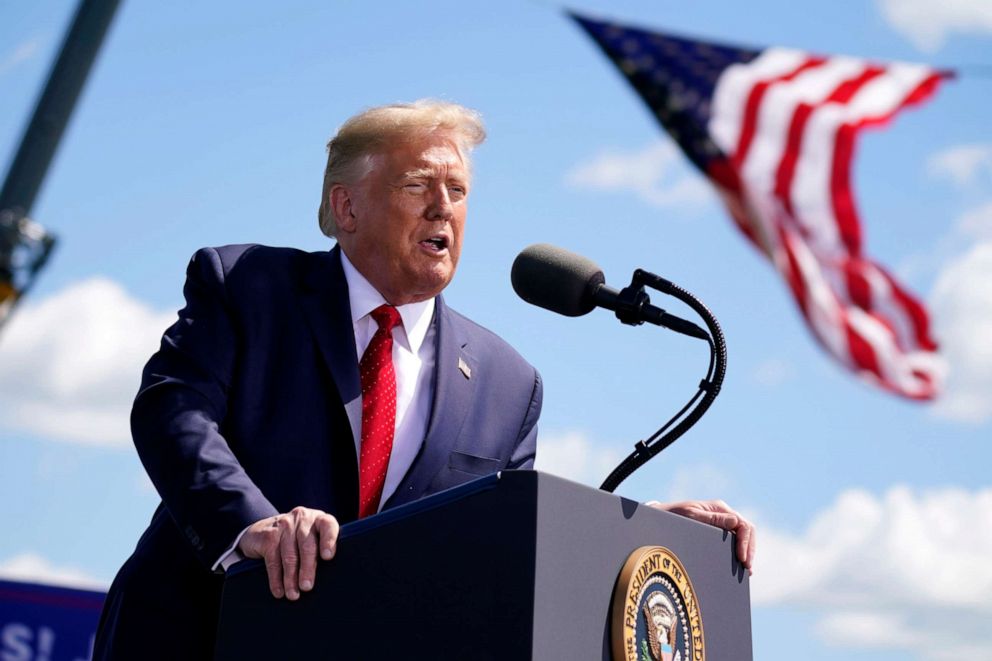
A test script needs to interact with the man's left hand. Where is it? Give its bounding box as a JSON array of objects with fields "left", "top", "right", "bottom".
[
  {"left": 645, "top": 499, "right": 756, "bottom": 573},
  {"left": 237, "top": 507, "right": 340, "bottom": 600}
]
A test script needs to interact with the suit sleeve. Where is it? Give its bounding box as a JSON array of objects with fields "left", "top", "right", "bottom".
[
  {"left": 507, "top": 368, "right": 542, "bottom": 470},
  {"left": 131, "top": 247, "right": 278, "bottom": 567}
]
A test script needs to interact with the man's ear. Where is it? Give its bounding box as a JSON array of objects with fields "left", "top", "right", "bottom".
[{"left": 330, "top": 184, "right": 358, "bottom": 233}]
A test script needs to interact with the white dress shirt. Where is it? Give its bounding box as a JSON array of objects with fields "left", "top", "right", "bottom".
[
  {"left": 214, "top": 250, "right": 437, "bottom": 571},
  {"left": 339, "top": 251, "right": 436, "bottom": 509}
]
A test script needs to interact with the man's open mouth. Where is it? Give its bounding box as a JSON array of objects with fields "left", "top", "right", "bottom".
[{"left": 420, "top": 236, "right": 449, "bottom": 252}]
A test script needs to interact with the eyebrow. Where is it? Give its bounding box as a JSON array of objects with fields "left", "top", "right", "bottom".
[
  {"left": 401, "top": 168, "right": 435, "bottom": 180},
  {"left": 400, "top": 167, "right": 468, "bottom": 184}
]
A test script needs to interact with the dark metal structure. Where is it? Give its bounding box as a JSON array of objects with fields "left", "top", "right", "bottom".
[{"left": 0, "top": 0, "right": 121, "bottom": 328}]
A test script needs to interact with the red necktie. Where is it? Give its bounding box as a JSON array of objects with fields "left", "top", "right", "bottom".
[{"left": 358, "top": 304, "right": 402, "bottom": 518}]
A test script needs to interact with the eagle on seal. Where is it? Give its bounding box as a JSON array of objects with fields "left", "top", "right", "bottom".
[{"left": 643, "top": 592, "right": 681, "bottom": 661}]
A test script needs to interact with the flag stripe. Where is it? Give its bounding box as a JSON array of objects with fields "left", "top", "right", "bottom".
[
  {"left": 829, "top": 69, "right": 944, "bottom": 257},
  {"left": 779, "top": 226, "right": 848, "bottom": 360},
  {"left": 773, "top": 103, "right": 814, "bottom": 220},
  {"left": 733, "top": 56, "right": 826, "bottom": 168},
  {"left": 774, "top": 67, "right": 885, "bottom": 241},
  {"left": 798, "top": 65, "right": 932, "bottom": 253},
  {"left": 831, "top": 123, "right": 864, "bottom": 255},
  {"left": 710, "top": 48, "right": 809, "bottom": 157},
  {"left": 845, "top": 309, "right": 883, "bottom": 381},
  {"left": 734, "top": 57, "right": 868, "bottom": 255},
  {"left": 861, "top": 260, "right": 938, "bottom": 351}
]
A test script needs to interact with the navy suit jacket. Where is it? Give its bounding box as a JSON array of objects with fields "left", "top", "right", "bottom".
[{"left": 95, "top": 244, "right": 542, "bottom": 659}]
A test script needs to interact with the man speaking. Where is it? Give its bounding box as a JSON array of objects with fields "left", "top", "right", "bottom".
[{"left": 94, "top": 100, "right": 753, "bottom": 659}]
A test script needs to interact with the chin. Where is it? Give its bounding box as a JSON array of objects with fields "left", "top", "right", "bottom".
[
  {"left": 414, "top": 270, "right": 454, "bottom": 299},
  {"left": 431, "top": 261, "right": 456, "bottom": 281}
]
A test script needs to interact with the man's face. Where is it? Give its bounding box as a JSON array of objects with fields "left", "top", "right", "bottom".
[{"left": 334, "top": 131, "right": 469, "bottom": 305}]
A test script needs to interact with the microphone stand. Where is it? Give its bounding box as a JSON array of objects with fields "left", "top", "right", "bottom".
[{"left": 599, "top": 269, "right": 727, "bottom": 493}]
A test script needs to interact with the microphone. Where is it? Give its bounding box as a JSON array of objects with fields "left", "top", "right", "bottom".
[{"left": 511, "top": 243, "right": 708, "bottom": 340}]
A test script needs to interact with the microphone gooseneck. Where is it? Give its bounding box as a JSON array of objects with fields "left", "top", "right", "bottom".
[{"left": 511, "top": 243, "right": 727, "bottom": 493}]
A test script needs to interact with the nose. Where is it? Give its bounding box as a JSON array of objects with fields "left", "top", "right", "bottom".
[{"left": 425, "top": 183, "right": 453, "bottom": 221}]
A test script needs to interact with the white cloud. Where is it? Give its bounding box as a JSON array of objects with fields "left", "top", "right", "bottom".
[
  {"left": 955, "top": 201, "right": 992, "bottom": 241},
  {"left": 815, "top": 610, "right": 992, "bottom": 660},
  {"left": 896, "top": 162, "right": 992, "bottom": 284},
  {"left": 754, "top": 485, "right": 992, "bottom": 659},
  {"left": 910, "top": 147, "right": 992, "bottom": 422},
  {"left": 929, "top": 241, "right": 992, "bottom": 423},
  {"left": 0, "top": 36, "right": 42, "bottom": 76},
  {"left": 876, "top": 0, "right": 992, "bottom": 51},
  {"left": 534, "top": 430, "right": 621, "bottom": 487},
  {"left": 0, "top": 553, "right": 107, "bottom": 590},
  {"left": 565, "top": 141, "right": 712, "bottom": 210},
  {"left": 751, "top": 357, "right": 796, "bottom": 387},
  {"left": 0, "top": 278, "right": 175, "bottom": 446},
  {"left": 534, "top": 434, "right": 734, "bottom": 502},
  {"left": 928, "top": 144, "right": 992, "bottom": 188},
  {"left": 663, "top": 463, "right": 734, "bottom": 502}
]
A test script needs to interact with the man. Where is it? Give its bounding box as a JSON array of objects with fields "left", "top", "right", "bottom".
[{"left": 95, "top": 100, "right": 753, "bottom": 659}]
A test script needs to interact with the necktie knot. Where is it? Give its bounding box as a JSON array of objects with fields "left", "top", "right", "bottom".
[{"left": 370, "top": 304, "right": 401, "bottom": 333}]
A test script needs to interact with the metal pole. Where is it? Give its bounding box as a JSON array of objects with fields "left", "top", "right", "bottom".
[{"left": 0, "top": 0, "right": 122, "bottom": 217}]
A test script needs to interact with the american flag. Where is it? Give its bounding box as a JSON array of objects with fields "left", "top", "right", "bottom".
[{"left": 573, "top": 12, "right": 951, "bottom": 400}]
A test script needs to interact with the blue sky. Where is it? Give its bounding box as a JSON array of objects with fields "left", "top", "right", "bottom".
[{"left": 1, "top": 1, "right": 990, "bottom": 659}]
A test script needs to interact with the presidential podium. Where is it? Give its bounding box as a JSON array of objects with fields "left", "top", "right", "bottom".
[{"left": 214, "top": 470, "right": 751, "bottom": 660}]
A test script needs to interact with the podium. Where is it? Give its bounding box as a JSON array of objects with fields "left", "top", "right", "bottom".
[{"left": 215, "top": 470, "right": 751, "bottom": 660}]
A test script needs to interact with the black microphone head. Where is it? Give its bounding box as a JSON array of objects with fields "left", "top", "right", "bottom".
[{"left": 511, "top": 243, "right": 605, "bottom": 317}]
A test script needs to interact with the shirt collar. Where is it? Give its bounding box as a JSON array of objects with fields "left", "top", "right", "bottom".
[{"left": 339, "top": 249, "right": 435, "bottom": 353}]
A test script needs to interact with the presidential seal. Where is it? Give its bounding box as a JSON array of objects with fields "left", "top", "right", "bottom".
[{"left": 611, "top": 546, "right": 704, "bottom": 661}]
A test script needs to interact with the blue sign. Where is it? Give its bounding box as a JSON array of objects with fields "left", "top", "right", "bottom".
[{"left": 0, "top": 579, "right": 105, "bottom": 661}]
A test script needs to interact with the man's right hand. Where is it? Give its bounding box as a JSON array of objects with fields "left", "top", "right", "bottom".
[{"left": 237, "top": 507, "right": 340, "bottom": 600}]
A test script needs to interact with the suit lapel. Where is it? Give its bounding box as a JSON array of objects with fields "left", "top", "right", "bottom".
[
  {"left": 299, "top": 246, "right": 361, "bottom": 407},
  {"left": 385, "top": 296, "right": 476, "bottom": 508}
]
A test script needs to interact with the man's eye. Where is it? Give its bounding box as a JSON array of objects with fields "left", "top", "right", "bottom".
[{"left": 403, "top": 183, "right": 426, "bottom": 191}]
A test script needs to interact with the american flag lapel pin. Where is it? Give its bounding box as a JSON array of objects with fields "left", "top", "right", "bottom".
[{"left": 458, "top": 356, "right": 472, "bottom": 379}]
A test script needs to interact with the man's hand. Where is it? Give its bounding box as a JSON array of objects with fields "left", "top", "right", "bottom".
[
  {"left": 237, "top": 507, "right": 340, "bottom": 600},
  {"left": 646, "top": 499, "right": 756, "bottom": 573}
]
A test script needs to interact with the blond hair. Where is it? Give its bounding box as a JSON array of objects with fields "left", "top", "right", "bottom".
[{"left": 317, "top": 100, "right": 486, "bottom": 237}]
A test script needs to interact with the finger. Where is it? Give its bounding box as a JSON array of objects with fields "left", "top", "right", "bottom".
[
  {"left": 244, "top": 520, "right": 286, "bottom": 599},
  {"left": 262, "top": 537, "right": 285, "bottom": 599},
  {"left": 315, "top": 514, "right": 340, "bottom": 561},
  {"left": 709, "top": 499, "right": 732, "bottom": 513},
  {"left": 730, "top": 516, "right": 754, "bottom": 572},
  {"left": 297, "top": 516, "right": 318, "bottom": 593},
  {"left": 749, "top": 528, "right": 756, "bottom": 573},
  {"left": 697, "top": 510, "right": 740, "bottom": 530},
  {"left": 736, "top": 522, "right": 748, "bottom": 567},
  {"left": 649, "top": 502, "right": 739, "bottom": 530},
  {"left": 278, "top": 518, "right": 300, "bottom": 600},
  {"left": 741, "top": 522, "right": 756, "bottom": 573}
]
